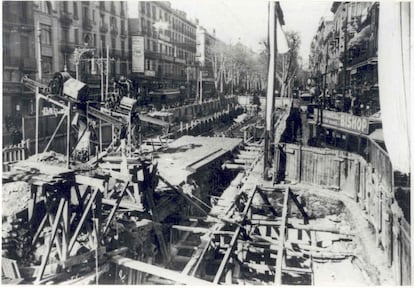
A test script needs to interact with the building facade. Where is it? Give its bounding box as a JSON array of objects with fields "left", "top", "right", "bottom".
[
  {"left": 33, "top": 1, "right": 130, "bottom": 83},
  {"left": 196, "top": 26, "right": 224, "bottom": 98},
  {"left": 3, "top": 1, "right": 37, "bottom": 140},
  {"left": 128, "top": 1, "right": 198, "bottom": 102},
  {"left": 309, "top": 2, "right": 379, "bottom": 116}
]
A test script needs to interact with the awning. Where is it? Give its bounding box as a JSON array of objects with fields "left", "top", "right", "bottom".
[{"left": 348, "top": 25, "right": 371, "bottom": 47}]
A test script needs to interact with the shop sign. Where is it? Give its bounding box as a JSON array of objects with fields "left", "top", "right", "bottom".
[
  {"left": 131, "top": 36, "right": 145, "bottom": 73},
  {"left": 145, "top": 70, "right": 156, "bottom": 77},
  {"left": 315, "top": 109, "right": 369, "bottom": 134}
]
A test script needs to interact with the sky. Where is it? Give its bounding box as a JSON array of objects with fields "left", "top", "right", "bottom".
[{"left": 168, "top": 0, "right": 333, "bottom": 67}]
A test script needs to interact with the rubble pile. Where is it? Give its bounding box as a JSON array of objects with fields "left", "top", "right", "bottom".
[
  {"left": 2, "top": 181, "right": 31, "bottom": 217},
  {"left": 27, "top": 151, "right": 67, "bottom": 167}
]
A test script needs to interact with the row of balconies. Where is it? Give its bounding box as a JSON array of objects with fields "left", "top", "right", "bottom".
[{"left": 81, "top": 18, "right": 126, "bottom": 37}]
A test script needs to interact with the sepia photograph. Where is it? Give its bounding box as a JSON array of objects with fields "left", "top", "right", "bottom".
[{"left": 1, "top": 0, "right": 411, "bottom": 285}]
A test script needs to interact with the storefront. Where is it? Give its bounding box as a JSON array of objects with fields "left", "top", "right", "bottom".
[{"left": 309, "top": 108, "right": 382, "bottom": 156}]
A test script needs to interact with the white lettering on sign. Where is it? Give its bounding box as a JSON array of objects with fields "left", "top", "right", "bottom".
[
  {"left": 340, "top": 114, "right": 369, "bottom": 134},
  {"left": 315, "top": 109, "right": 369, "bottom": 134}
]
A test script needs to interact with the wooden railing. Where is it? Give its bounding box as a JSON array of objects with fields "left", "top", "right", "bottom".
[{"left": 2, "top": 140, "right": 29, "bottom": 172}]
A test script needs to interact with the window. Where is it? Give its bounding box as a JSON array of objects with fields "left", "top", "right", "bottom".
[
  {"left": 152, "top": 41, "right": 157, "bottom": 52},
  {"left": 146, "top": 3, "right": 150, "bottom": 17},
  {"left": 121, "top": 20, "right": 125, "bottom": 34},
  {"left": 110, "top": 16, "right": 116, "bottom": 29},
  {"left": 141, "top": 18, "right": 145, "bottom": 32},
  {"left": 92, "top": 9, "right": 96, "bottom": 23},
  {"left": 3, "top": 32, "right": 11, "bottom": 61},
  {"left": 73, "top": 2, "right": 78, "bottom": 18},
  {"left": 145, "top": 59, "right": 150, "bottom": 70},
  {"left": 63, "top": 1, "right": 68, "bottom": 12},
  {"left": 40, "top": 24, "right": 52, "bottom": 45},
  {"left": 101, "top": 35, "right": 106, "bottom": 48},
  {"left": 93, "top": 34, "right": 97, "bottom": 46},
  {"left": 121, "top": 41, "right": 125, "bottom": 57},
  {"left": 62, "top": 28, "right": 69, "bottom": 43},
  {"left": 83, "top": 6, "right": 89, "bottom": 20},
  {"left": 146, "top": 39, "right": 150, "bottom": 50},
  {"left": 111, "top": 38, "right": 116, "bottom": 50},
  {"left": 41, "top": 56, "right": 53, "bottom": 76},
  {"left": 45, "top": 1, "right": 52, "bottom": 14},
  {"left": 152, "top": 6, "right": 156, "bottom": 20},
  {"left": 141, "top": 2, "right": 145, "bottom": 14},
  {"left": 83, "top": 34, "right": 91, "bottom": 46},
  {"left": 74, "top": 29, "right": 79, "bottom": 44},
  {"left": 120, "top": 2, "right": 124, "bottom": 14}
]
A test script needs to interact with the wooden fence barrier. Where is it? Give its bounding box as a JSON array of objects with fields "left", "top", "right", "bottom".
[
  {"left": 2, "top": 140, "right": 29, "bottom": 172},
  {"left": 282, "top": 143, "right": 410, "bottom": 285}
]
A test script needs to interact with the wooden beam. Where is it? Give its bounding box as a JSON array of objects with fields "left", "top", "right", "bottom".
[
  {"left": 75, "top": 175, "right": 106, "bottom": 191},
  {"left": 158, "top": 174, "right": 208, "bottom": 215},
  {"left": 289, "top": 191, "right": 309, "bottom": 224},
  {"left": 274, "top": 186, "right": 290, "bottom": 285},
  {"left": 213, "top": 187, "right": 257, "bottom": 284},
  {"left": 182, "top": 238, "right": 211, "bottom": 276},
  {"left": 68, "top": 188, "right": 99, "bottom": 254},
  {"left": 172, "top": 225, "right": 211, "bottom": 234},
  {"left": 102, "top": 182, "right": 129, "bottom": 235},
  {"left": 111, "top": 255, "right": 211, "bottom": 285},
  {"left": 101, "top": 198, "right": 144, "bottom": 211},
  {"left": 35, "top": 197, "right": 65, "bottom": 283}
]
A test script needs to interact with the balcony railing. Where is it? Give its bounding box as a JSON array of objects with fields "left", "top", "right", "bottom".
[
  {"left": 100, "top": 23, "right": 108, "bottom": 34},
  {"left": 4, "top": 56, "right": 21, "bottom": 67},
  {"left": 60, "top": 41, "right": 76, "bottom": 54},
  {"left": 60, "top": 11, "right": 73, "bottom": 27},
  {"left": 22, "top": 58, "right": 36, "bottom": 71},
  {"left": 110, "top": 25, "right": 118, "bottom": 35},
  {"left": 83, "top": 18, "right": 93, "bottom": 31},
  {"left": 347, "top": 39, "right": 377, "bottom": 67}
]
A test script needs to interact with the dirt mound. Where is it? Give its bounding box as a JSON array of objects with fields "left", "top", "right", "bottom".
[{"left": 2, "top": 181, "right": 31, "bottom": 218}]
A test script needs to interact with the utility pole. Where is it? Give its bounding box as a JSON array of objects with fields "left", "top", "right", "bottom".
[
  {"left": 264, "top": 1, "right": 277, "bottom": 179},
  {"left": 343, "top": 3, "right": 349, "bottom": 102},
  {"left": 199, "top": 70, "right": 203, "bottom": 104},
  {"left": 100, "top": 40, "right": 104, "bottom": 103},
  {"left": 106, "top": 45, "right": 109, "bottom": 100},
  {"left": 36, "top": 20, "right": 42, "bottom": 81}
]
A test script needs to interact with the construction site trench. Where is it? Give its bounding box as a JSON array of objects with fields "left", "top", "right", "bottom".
[{"left": 1, "top": 102, "right": 403, "bottom": 285}]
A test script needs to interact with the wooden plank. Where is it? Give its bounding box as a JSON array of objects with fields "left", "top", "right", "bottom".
[
  {"left": 102, "top": 182, "right": 129, "bottom": 235},
  {"left": 101, "top": 198, "right": 144, "bottom": 211},
  {"left": 172, "top": 225, "right": 211, "bottom": 234},
  {"left": 111, "top": 255, "right": 211, "bottom": 285},
  {"left": 35, "top": 198, "right": 65, "bottom": 283},
  {"left": 274, "top": 186, "right": 289, "bottom": 285},
  {"left": 75, "top": 175, "right": 106, "bottom": 191},
  {"left": 213, "top": 186, "right": 257, "bottom": 284},
  {"left": 68, "top": 189, "right": 99, "bottom": 254}
]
